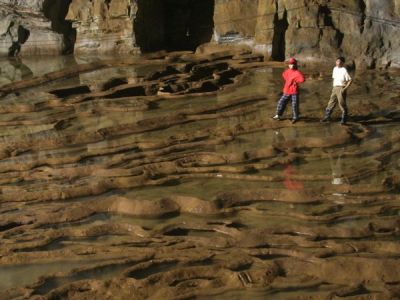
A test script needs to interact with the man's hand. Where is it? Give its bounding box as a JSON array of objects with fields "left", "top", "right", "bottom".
[{"left": 343, "top": 80, "right": 352, "bottom": 91}]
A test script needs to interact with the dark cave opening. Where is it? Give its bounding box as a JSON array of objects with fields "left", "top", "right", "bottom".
[
  {"left": 271, "top": 9, "right": 289, "bottom": 61},
  {"left": 43, "top": 0, "right": 76, "bottom": 54},
  {"left": 134, "top": 0, "right": 215, "bottom": 52},
  {"left": 318, "top": 5, "right": 334, "bottom": 27},
  {"left": 318, "top": 5, "right": 344, "bottom": 48}
]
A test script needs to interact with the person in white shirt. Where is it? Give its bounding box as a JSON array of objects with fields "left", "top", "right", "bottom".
[{"left": 321, "top": 57, "right": 352, "bottom": 125}]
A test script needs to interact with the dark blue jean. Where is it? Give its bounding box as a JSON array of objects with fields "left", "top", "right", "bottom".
[{"left": 276, "top": 93, "right": 299, "bottom": 120}]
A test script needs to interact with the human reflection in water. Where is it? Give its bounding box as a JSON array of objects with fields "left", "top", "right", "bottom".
[
  {"left": 323, "top": 125, "right": 350, "bottom": 186},
  {"left": 9, "top": 56, "right": 33, "bottom": 78},
  {"left": 1, "top": 21, "right": 30, "bottom": 57},
  {"left": 0, "top": 56, "right": 33, "bottom": 85},
  {"left": 273, "top": 128, "right": 304, "bottom": 190},
  {"left": 328, "top": 147, "right": 350, "bottom": 186}
]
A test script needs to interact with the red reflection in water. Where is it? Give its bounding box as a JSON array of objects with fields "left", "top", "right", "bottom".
[{"left": 283, "top": 164, "right": 304, "bottom": 190}]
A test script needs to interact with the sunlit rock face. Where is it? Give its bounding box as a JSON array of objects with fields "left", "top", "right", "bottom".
[
  {"left": 65, "top": 0, "right": 138, "bottom": 54},
  {"left": 0, "top": 0, "right": 66, "bottom": 56},
  {"left": 213, "top": 0, "right": 400, "bottom": 68}
]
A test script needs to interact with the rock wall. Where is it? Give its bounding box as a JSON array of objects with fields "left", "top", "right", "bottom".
[
  {"left": 0, "top": 0, "right": 399, "bottom": 68},
  {"left": 65, "top": 0, "right": 138, "bottom": 54},
  {"left": 213, "top": 0, "right": 400, "bottom": 68},
  {"left": 0, "top": 0, "right": 65, "bottom": 56}
]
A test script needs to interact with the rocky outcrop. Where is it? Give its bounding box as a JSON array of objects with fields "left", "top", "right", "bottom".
[
  {"left": 65, "top": 0, "right": 138, "bottom": 54},
  {"left": 0, "top": 0, "right": 399, "bottom": 68},
  {"left": 213, "top": 0, "right": 400, "bottom": 68},
  {"left": 0, "top": 1, "right": 66, "bottom": 56}
]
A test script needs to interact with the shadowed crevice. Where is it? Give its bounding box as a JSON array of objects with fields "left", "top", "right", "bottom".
[
  {"left": 271, "top": 8, "right": 289, "bottom": 61},
  {"left": 358, "top": 0, "right": 367, "bottom": 33},
  {"left": 43, "top": 0, "right": 76, "bottom": 54},
  {"left": 50, "top": 85, "right": 91, "bottom": 98},
  {"left": 318, "top": 5, "right": 344, "bottom": 47}
]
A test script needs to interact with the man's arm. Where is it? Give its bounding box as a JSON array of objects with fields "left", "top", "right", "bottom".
[
  {"left": 343, "top": 79, "right": 352, "bottom": 91},
  {"left": 343, "top": 69, "right": 352, "bottom": 91}
]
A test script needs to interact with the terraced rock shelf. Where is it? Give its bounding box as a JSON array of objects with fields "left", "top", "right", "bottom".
[{"left": 1, "top": 51, "right": 400, "bottom": 299}]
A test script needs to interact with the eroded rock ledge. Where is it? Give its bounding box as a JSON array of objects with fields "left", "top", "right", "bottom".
[{"left": 0, "top": 50, "right": 400, "bottom": 299}]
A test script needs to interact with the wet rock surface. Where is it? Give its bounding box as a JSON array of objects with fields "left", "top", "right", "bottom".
[{"left": 0, "top": 51, "right": 400, "bottom": 299}]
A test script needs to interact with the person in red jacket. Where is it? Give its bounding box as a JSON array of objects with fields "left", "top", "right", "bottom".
[{"left": 272, "top": 58, "right": 305, "bottom": 123}]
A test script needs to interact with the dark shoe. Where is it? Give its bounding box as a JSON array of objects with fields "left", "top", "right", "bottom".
[
  {"left": 291, "top": 118, "right": 298, "bottom": 124},
  {"left": 341, "top": 115, "right": 348, "bottom": 125},
  {"left": 320, "top": 116, "right": 330, "bottom": 123}
]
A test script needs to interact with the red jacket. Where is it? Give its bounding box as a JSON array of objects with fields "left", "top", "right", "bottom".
[{"left": 282, "top": 69, "right": 305, "bottom": 95}]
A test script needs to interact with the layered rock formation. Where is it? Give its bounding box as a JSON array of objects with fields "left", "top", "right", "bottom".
[
  {"left": 0, "top": 0, "right": 399, "bottom": 66},
  {"left": 1, "top": 51, "right": 400, "bottom": 298},
  {"left": 0, "top": 0, "right": 72, "bottom": 56},
  {"left": 66, "top": 0, "right": 137, "bottom": 54},
  {"left": 214, "top": 0, "right": 400, "bottom": 68}
]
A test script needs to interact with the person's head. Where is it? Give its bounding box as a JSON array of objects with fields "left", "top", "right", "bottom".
[
  {"left": 287, "top": 57, "right": 297, "bottom": 69},
  {"left": 336, "top": 56, "right": 345, "bottom": 67}
]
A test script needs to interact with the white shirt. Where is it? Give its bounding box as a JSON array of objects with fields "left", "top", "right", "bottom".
[{"left": 332, "top": 66, "right": 351, "bottom": 87}]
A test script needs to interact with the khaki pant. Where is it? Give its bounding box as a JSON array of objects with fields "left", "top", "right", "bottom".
[{"left": 326, "top": 86, "right": 348, "bottom": 116}]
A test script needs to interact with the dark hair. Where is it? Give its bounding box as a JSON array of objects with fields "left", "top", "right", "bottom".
[{"left": 337, "top": 56, "right": 345, "bottom": 63}]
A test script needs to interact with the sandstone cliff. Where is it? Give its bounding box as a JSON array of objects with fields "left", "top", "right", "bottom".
[
  {"left": 214, "top": 0, "right": 400, "bottom": 68},
  {"left": 0, "top": 0, "right": 399, "bottom": 68},
  {"left": 65, "top": 0, "right": 137, "bottom": 54}
]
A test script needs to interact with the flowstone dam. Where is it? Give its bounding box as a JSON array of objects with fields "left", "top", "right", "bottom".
[{"left": 0, "top": 0, "right": 399, "bottom": 68}]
